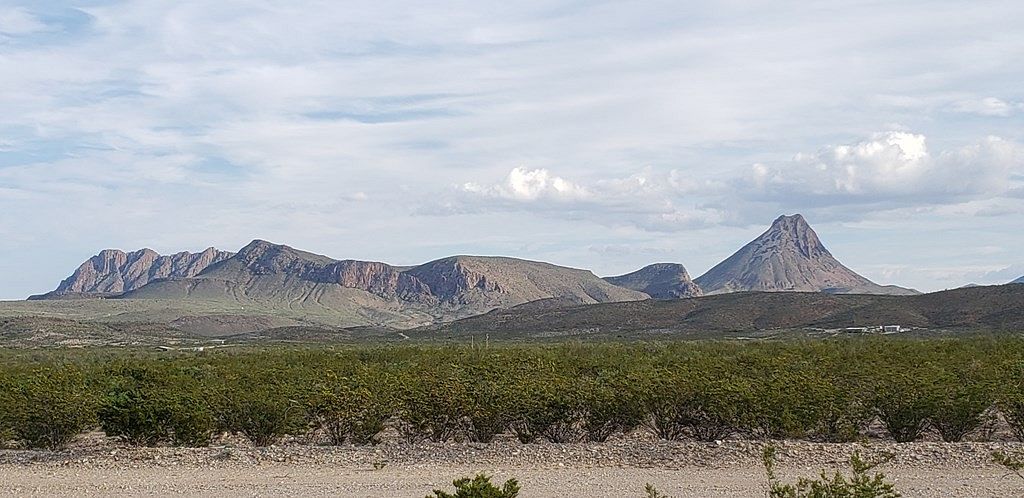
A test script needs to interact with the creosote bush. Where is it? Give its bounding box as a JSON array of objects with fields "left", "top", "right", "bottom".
[
  {"left": 763, "top": 444, "right": 900, "bottom": 498},
  {"left": 5, "top": 368, "right": 97, "bottom": 450},
  {"left": 428, "top": 473, "right": 520, "bottom": 498},
  {"left": 306, "top": 371, "right": 390, "bottom": 446},
  {"left": 1, "top": 337, "right": 1023, "bottom": 450},
  {"left": 213, "top": 375, "right": 305, "bottom": 447}
]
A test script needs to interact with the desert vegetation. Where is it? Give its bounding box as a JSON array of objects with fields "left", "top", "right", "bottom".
[
  {"left": 762, "top": 444, "right": 900, "bottom": 497},
  {"left": 0, "top": 337, "right": 1023, "bottom": 450}
]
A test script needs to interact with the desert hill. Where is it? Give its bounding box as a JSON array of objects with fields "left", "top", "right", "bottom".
[
  {"left": 604, "top": 263, "right": 703, "bottom": 299},
  {"left": 429, "top": 284, "right": 1024, "bottom": 338},
  {"left": 695, "top": 215, "right": 917, "bottom": 296}
]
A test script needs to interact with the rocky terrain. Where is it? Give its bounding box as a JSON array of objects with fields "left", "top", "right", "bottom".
[
  {"left": 30, "top": 247, "right": 233, "bottom": 299},
  {"left": 604, "top": 263, "right": 703, "bottom": 299},
  {"left": 695, "top": 214, "right": 917, "bottom": 295},
  {"left": 0, "top": 436, "right": 1020, "bottom": 497}
]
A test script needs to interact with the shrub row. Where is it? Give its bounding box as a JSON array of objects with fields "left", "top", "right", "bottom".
[{"left": 1, "top": 338, "right": 1023, "bottom": 449}]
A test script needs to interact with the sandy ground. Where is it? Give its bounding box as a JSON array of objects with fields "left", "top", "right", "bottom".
[{"left": 2, "top": 437, "right": 1022, "bottom": 497}]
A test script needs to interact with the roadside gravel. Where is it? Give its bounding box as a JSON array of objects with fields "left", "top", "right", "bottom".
[{"left": 1, "top": 435, "right": 1022, "bottom": 496}]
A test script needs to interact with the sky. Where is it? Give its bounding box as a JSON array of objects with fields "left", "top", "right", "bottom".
[{"left": 1, "top": 0, "right": 1024, "bottom": 299}]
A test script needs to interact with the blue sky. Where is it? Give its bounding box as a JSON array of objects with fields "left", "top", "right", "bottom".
[{"left": 1, "top": 0, "right": 1023, "bottom": 299}]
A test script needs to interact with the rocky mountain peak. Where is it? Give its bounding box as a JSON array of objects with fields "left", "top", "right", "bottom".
[
  {"left": 33, "top": 246, "right": 233, "bottom": 298},
  {"left": 695, "top": 214, "right": 915, "bottom": 295},
  {"left": 760, "top": 214, "right": 829, "bottom": 260},
  {"left": 604, "top": 263, "right": 703, "bottom": 299}
]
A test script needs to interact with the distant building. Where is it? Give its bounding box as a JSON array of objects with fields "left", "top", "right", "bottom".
[
  {"left": 843, "top": 327, "right": 869, "bottom": 333},
  {"left": 883, "top": 325, "right": 902, "bottom": 333}
]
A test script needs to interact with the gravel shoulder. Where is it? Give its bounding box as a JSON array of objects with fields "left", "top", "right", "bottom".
[{"left": 2, "top": 437, "right": 1022, "bottom": 497}]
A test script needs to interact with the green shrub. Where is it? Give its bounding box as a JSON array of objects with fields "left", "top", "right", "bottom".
[
  {"left": 998, "top": 360, "right": 1024, "bottom": 442},
  {"left": 644, "top": 483, "right": 670, "bottom": 498},
  {"left": 167, "top": 392, "right": 217, "bottom": 447},
  {"left": 507, "top": 376, "right": 582, "bottom": 444},
  {"left": 96, "top": 362, "right": 217, "bottom": 447},
  {"left": 0, "top": 375, "right": 14, "bottom": 444},
  {"left": 580, "top": 376, "right": 643, "bottom": 442},
  {"left": 307, "top": 373, "right": 390, "bottom": 445},
  {"left": 428, "top": 473, "right": 520, "bottom": 498},
  {"left": 763, "top": 445, "right": 900, "bottom": 498},
  {"left": 642, "top": 370, "right": 743, "bottom": 442},
  {"left": 6, "top": 369, "right": 97, "bottom": 450},
  {"left": 1001, "top": 395, "right": 1024, "bottom": 442},
  {"left": 214, "top": 379, "right": 304, "bottom": 447},
  {"left": 396, "top": 371, "right": 467, "bottom": 443},
  {"left": 742, "top": 372, "right": 824, "bottom": 440},
  {"left": 463, "top": 370, "right": 514, "bottom": 444},
  {"left": 871, "top": 373, "right": 936, "bottom": 443},
  {"left": 929, "top": 374, "right": 994, "bottom": 442},
  {"left": 98, "top": 385, "right": 172, "bottom": 445}
]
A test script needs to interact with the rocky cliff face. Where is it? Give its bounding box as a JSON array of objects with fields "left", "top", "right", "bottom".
[
  {"left": 229, "top": 240, "right": 432, "bottom": 301},
  {"left": 35, "top": 247, "right": 233, "bottom": 298},
  {"left": 695, "top": 214, "right": 916, "bottom": 296},
  {"left": 404, "top": 255, "right": 646, "bottom": 308},
  {"left": 605, "top": 263, "right": 703, "bottom": 299}
]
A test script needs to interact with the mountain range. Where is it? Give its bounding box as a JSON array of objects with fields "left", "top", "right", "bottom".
[
  {"left": 18, "top": 214, "right": 986, "bottom": 334},
  {"left": 32, "top": 239, "right": 647, "bottom": 328}
]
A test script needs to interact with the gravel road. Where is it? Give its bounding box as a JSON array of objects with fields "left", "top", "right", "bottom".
[{"left": 1, "top": 437, "right": 1021, "bottom": 497}]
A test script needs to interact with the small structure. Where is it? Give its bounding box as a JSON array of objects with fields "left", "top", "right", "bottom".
[{"left": 882, "top": 325, "right": 902, "bottom": 333}]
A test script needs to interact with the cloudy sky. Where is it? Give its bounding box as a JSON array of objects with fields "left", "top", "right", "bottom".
[{"left": 2, "top": 0, "right": 1023, "bottom": 299}]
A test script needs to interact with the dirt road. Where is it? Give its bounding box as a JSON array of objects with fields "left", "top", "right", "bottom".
[{"left": 1, "top": 438, "right": 1021, "bottom": 497}]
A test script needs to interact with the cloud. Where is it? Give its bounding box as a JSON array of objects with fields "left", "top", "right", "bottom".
[
  {"left": 429, "top": 130, "right": 1024, "bottom": 232},
  {"left": 0, "top": 7, "right": 46, "bottom": 36},
  {"left": 427, "top": 166, "right": 729, "bottom": 231},
  {"left": 950, "top": 97, "right": 1020, "bottom": 117},
  {"left": 740, "top": 132, "right": 1024, "bottom": 208},
  {"left": 461, "top": 167, "right": 589, "bottom": 201}
]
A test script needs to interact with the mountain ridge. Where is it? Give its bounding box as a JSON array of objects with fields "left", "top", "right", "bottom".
[
  {"left": 428, "top": 284, "right": 1024, "bottom": 338},
  {"left": 102, "top": 240, "right": 648, "bottom": 327}
]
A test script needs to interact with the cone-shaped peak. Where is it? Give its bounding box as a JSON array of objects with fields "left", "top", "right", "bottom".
[{"left": 694, "top": 214, "right": 913, "bottom": 295}]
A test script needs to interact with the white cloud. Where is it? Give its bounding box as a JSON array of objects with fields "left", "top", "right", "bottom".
[
  {"left": 461, "top": 167, "right": 590, "bottom": 201},
  {"left": 0, "top": 7, "right": 46, "bottom": 36},
  {"left": 950, "top": 97, "right": 1019, "bottom": 117},
  {"left": 743, "top": 132, "right": 1023, "bottom": 205},
  {"left": 435, "top": 166, "right": 728, "bottom": 231}
]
